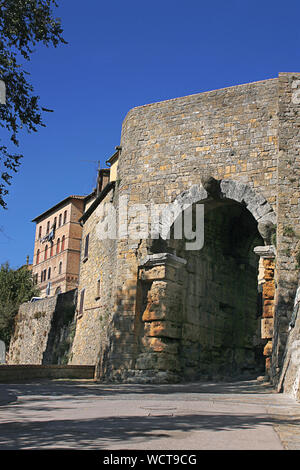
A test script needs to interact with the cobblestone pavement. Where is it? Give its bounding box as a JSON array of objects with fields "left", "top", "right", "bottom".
[{"left": 0, "top": 378, "right": 300, "bottom": 450}]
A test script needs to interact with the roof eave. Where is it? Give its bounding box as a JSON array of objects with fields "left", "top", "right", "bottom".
[
  {"left": 32, "top": 195, "right": 87, "bottom": 223},
  {"left": 79, "top": 181, "right": 115, "bottom": 225}
]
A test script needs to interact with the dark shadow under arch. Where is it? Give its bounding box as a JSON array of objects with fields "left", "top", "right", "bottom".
[{"left": 164, "top": 197, "right": 266, "bottom": 380}]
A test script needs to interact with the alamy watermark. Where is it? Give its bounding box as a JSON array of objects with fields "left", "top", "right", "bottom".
[{"left": 95, "top": 196, "right": 204, "bottom": 251}]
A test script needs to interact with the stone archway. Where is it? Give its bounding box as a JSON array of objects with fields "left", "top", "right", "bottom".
[
  {"left": 167, "top": 179, "right": 276, "bottom": 237},
  {"left": 135, "top": 179, "right": 277, "bottom": 383}
]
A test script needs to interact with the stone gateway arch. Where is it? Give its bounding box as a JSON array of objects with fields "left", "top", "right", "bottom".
[{"left": 70, "top": 73, "right": 300, "bottom": 390}]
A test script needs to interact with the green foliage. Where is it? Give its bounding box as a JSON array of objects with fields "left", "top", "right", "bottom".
[
  {"left": 0, "top": 261, "right": 40, "bottom": 344},
  {"left": 33, "top": 310, "right": 46, "bottom": 320},
  {"left": 283, "top": 225, "right": 295, "bottom": 237},
  {"left": 282, "top": 248, "right": 291, "bottom": 257},
  {"left": 52, "top": 320, "right": 76, "bottom": 365},
  {"left": 0, "top": 0, "right": 67, "bottom": 208}
]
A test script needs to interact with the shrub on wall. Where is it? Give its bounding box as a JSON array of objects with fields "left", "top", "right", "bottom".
[{"left": 0, "top": 262, "right": 40, "bottom": 345}]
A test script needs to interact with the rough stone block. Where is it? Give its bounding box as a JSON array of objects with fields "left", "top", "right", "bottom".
[
  {"left": 144, "top": 320, "right": 181, "bottom": 339},
  {"left": 147, "top": 281, "right": 168, "bottom": 303},
  {"left": 263, "top": 340, "right": 273, "bottom": 357},
  {"left": 139, "top": 265, "right": 166, "bottom": 281},
  {"left": 157, "top": 353, "right": 180, "bottom": 372},
  {"left": 142, "top": 302, "right": 182, "bottom": 322},
  {"left": 142, "top": 302, "right": 166, "bottom": 322},
  {"left": 141, "top": 337, "right": 179, "bottom": 355},
  {"left": 263, "top": 302, "right": 274, "bottom": 318},
  {"left": 263, "top": 281, "right": 275, "bottom": 300},
  {"left": 261, "top": 318, "right": 274, "bottom": 339},
  {"left": 264, "top": 268, "right": 274, "bottom": 280},
  {"left": 165, "top": 265, "right": 179, "bottom": 282},
  {"left": 135, "top": 353, "right": 158, "bottom": 370},
  {"left": 182, "top": 323, "right": 201, "bottom": 343},
  {"left": 263, "top": 259, "right": 275, "bottom": 269}
]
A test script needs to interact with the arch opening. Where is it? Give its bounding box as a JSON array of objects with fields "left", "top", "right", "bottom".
[{"left": 167, "top": 198, "right": 266, "bottom": 380}]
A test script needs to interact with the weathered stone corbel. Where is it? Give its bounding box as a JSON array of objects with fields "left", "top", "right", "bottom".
[
  {"left": 257, "top": 221, "right": 276, "bottom": 246},
  {"left": 253, "top": 245, "right": 276, "bottom": 259},
  {"left": 140, "top": 252, "right": 187, "bottom": 268},
  {"left": 201, "top": 176, "right": 221, "bottom": 199},
  {"left": 139, "top": 252, "right": 186, "bottom": 282}
]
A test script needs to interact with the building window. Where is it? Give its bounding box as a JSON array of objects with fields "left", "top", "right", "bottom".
[
  {"left": 83, "top": 233, "right": 89, "bottom": 262},
  {"left": 59, "top": 261, "right": 62, "bottom": 274},
  {"left": 33, "top": 273, "right": 38, "bottom": 285},
  {"left": 41, "top": 269, "right": 46, "bottom": 282},
  {"left": 78, "top": 288, "right": 85, "bottom": 317},
  {"left": 38, "top": 226, "right": 42, "bottom": 239},
  {"left": 56, "top": 238, "right": 60, "bottom": 254},
  {"left": 63, "top": 210, "right": 67, "bottom": 224},
  {"left": 55, "top": 286, "right": 62, "bottom": 295},
  {"left": 95, "top": 277, "right": 101, "bottom": 300},
  {"left": 46, "top": 282, "right": 51, "bottom": 296},
  {"left": 50, "top": 243, "right": 54, "bottom": 257},
  {"left": 44, "top": 245, "right": 48, "bottom": 260},
  {"left": 48, "top": 267, "right": 51, "bottom": 280},
  {"left": 54, "top": 217, "right": 57, "bottom": 228},
  {"left": 36, "top": 249, "right": 40, "bottom": 265},
  {"left": 58, "top": 214, "right": 62, "bottom": 227},
  {"left": 46, "top": 221, "right": 50, "bottom": 234},
  {"left": 61, "top": 235, "right": 65, "bottom": 252}
]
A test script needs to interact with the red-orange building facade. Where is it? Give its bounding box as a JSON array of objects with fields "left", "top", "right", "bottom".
[{"left": 31, "top": 195, "right": 86, "bottom": 297}]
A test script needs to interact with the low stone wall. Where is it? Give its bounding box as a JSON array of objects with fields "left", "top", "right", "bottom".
[
  {"left": 0, "top": 365, "right": 95, "bottom": 382},
  {"left": 8, "top": 290, "right": 77, "bottom": 365}
]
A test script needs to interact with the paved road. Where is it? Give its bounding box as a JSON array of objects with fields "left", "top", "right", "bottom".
[{"left": 0, "top": 378, "right": 300, "bottom": 450}]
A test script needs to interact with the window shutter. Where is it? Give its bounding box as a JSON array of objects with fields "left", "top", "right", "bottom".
[
  {"left": 84, "top": 234, "right": 89, "bottom": 259},
  {"left": 46, "top": 282, "right": 51, "bottom": 296},
  {"left": 79, "top": 289, "right": 85, "bottom": 316},
  {"left": 96, "top": 278, "right": 101, "bottom": 298}
]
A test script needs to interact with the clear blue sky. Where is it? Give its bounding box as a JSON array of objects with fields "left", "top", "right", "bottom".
[{"left": 1, "top": 0, "right": 300, "bottom": 269}]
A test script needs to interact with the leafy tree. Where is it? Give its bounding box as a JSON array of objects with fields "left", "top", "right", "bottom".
[
  {"left": 0, "top": 0, "right": 67, "bottom": 208},
  {"left": 0, "top": 262, "right": 40, "bottom": 345}
]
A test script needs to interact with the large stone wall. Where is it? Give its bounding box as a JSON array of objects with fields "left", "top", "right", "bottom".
[
  {"left": 93, "top": 76, "right": 281, "bottom": 383},
  {"left": 8, "top": 290, "right": 77, "bottom": 365},
  {"left": 69, "top": 73, "right": 300, "bottom": 389},
  {"left": 119, "top": 77, "right": 279, "bottom": 206},
  {"left": 69, "top": 189, "right": 117, "bottom": 366},
  {"left": 272, "top": 74, "right": 300, "bottom": 385}
]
